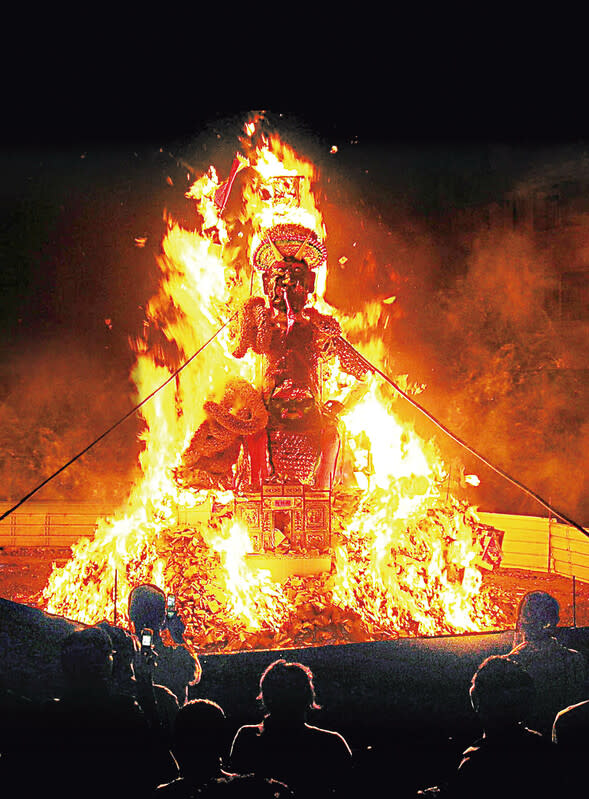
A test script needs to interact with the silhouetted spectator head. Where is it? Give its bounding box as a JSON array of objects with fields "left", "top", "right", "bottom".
[
  {"left": 172, "top": 699, "right": 227, "bottom": 778},
  {"left": 128, "top": 584, "right": 166, "bottom": 635},
  {"left": 469, "top": 655, "right": 535, "bottom": 731},
  {"left": 258, "top": 659, "right": 321, "bottom": 721},
  {"left": 60, "top": 627, "right": 115, "bottom": 691},
  {"left": 516, "top": 591, "right": 560, "bottom": 642},
  {"left": 96, "top": 621, "right": 137, "bottom": 694}
]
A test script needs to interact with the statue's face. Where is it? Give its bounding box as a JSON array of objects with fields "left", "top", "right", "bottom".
[
  {"left": 268, "top": 383, "right": 318, "bottom": 429},
  {"left": 263, "top": 257, "right": 315, "bottom": 314}
]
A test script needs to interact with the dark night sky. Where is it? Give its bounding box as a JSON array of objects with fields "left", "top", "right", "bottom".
[
  {"left": 3, "top": 100, "right": 589, "bottom": 390},
  {"left": 4, "top": 89, "right": 589, "bottom": 355},
  {"left": 3, "top": 104, "right": 588, "bottom": 354}
]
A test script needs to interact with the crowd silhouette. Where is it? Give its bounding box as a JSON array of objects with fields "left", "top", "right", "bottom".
[{"left": 1, "top": 586, "right": 588, "bottom": 798}]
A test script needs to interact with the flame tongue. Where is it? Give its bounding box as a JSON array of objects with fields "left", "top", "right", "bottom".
[{"left": 39, "top": 119, "right": 507, "bottom": 650}]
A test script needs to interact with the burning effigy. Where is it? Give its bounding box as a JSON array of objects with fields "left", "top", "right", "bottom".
[{"left": 40, "top": 117, "right": 508, "bottom": 654}]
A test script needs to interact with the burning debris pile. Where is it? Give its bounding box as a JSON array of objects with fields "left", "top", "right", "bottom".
[
  {"left": 156, "top": 488, "right": 506, "bottom": 654},
  {"left": 38, "top": 117, "right": 509, "bottom": 654}
]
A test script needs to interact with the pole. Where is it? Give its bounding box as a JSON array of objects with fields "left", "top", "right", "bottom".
[
  {"left": 572, "top": 575, "right": 577, "bottom": 628},
  {"left": 113, "top": 568, "right": 118, "bottom": 626},
  {"left": 547, "top": 498, "right": 552, "bottom": 573},
  {"left": 445, "top": 464, "right": 452, "bottom": 503}
]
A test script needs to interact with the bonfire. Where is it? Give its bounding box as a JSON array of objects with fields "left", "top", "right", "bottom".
[{"left": 40, "top": 117, "right": 509, "bottom": 654}]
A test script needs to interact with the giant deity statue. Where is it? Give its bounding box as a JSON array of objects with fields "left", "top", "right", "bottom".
[{"left": 176, "top": 222, "right": 371, "bottom": 555}]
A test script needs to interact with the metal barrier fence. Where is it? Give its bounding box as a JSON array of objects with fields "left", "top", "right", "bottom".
[
  {"left": 1, "top": 502, "right": 588, "bottom": 585},
  {"left": 0, "top": 502, "right": 113, "bottom": 548},
  {"left": 0, "top": 499, "right": 213, "bottom": 549},
  {"left": 478, "top": 511, "right": 589, "bottom": 583}
]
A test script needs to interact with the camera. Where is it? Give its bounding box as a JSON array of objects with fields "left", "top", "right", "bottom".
[
  {"left": 140, "top": 628, "right": 153, "bottom": 656},
  {"left": 166, "top": 594, "right": 176, "bottom": 617}
]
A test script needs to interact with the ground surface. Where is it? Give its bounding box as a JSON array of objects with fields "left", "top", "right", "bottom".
[{"left": 2, "top": 546, "right": 588, "bottom": 633}]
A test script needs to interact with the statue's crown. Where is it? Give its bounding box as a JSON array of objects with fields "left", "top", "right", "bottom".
[{"left": 252, "top": 223, "right": 326, "bottom": 271}]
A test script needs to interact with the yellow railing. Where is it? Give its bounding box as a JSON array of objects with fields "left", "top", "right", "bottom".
[
  {"left": 479, "top": 511, "right": 589, "bottom": 583},
  {"left": 2, "top": 502, "right": 588, "bottom": 586}
]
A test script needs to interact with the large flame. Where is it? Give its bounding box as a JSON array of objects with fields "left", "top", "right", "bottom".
[{"left": 40, "top": 117, "right": 507, "bottom": 651}]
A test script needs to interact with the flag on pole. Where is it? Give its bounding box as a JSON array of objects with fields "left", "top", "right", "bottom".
[{"left": 214, "top": 154, "right": 247, "bottom": 212}]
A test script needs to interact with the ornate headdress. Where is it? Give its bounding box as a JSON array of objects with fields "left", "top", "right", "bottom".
[{"left": 252, "top": 223, "right": 327, "bottom": 272}]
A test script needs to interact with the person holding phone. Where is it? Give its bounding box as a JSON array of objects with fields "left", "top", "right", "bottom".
[
  {"left": 128, "top": 584, "right": 201, "bottom": 706},
  {"left": 95, "top": 620, "right": 180, "bottom": 750},
  {"left": 31, "top": 626, "right": 169, "bottom": 799},
  {"left": 166, "top": 594, "right": 176, "bottom": 618}
]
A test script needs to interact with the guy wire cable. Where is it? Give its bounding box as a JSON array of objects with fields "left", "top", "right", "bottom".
[
  {"left": 0, "top": 314, "right": 236, "bottom": 522},
  {"left": 339, "top": 335, "right": 589, "bottom": 539}
]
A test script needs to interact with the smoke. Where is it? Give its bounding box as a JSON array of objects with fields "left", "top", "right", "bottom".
[
  {"left": 318, "top": 153, "right": 589, "bottom": 523},
  {"left": 0, "top": 337, "right": 141, "bottom": 503},
  {"left": 425, "top": 225, "right": 589, "bottom": 522}
]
